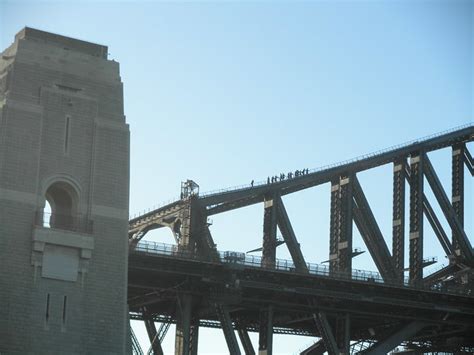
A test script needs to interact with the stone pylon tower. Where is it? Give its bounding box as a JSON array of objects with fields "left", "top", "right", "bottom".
[{"left": 0, "top": 28, "right": 130, "bottom": 353}]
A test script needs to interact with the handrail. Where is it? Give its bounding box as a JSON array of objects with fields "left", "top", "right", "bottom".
[
  {"left": 131, "top": 241, "right": 472, "bottom": 297},
  {"left": 129, "top": 123, "right": 473, "bottom": 221},
  {"left": 199, "top": 123, "right": 473, "bottom": 198}
]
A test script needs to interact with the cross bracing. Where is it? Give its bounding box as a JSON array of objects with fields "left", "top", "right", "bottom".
[{"left": 128, "top": 124, "right": 474, "bottom": 354}]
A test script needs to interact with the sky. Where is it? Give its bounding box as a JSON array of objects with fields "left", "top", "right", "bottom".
[{"left": 1, "top": 0, "right": 473, "bottom": 353}]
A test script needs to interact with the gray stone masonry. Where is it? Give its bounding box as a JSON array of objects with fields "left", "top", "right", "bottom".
[{"left": 0, "top": 27, "right": 130, "bottom": 354}]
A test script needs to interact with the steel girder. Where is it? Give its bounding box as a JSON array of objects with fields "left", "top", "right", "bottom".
[
  {"left": 311, "top": 311, "right": 339, "bottom": 355},
  {"left": 299, "top": 340, "right": 325, "bottom": 355},
  {"left": 274, "top": 195, "right": 308, "bottom": 273},
  {"left": 215, "top": 304, "right": 241, "bottom": 355},
  {"left": 329, "top": 176, "right": 353, "bottom": 275},
  {"left": 197, "top": 126, "right": 474, "bottom": 208},
  {"left": 364, "top": 322, "right": 426, "bottom": 355},
  {"left": 392, "top": 159, "right": 406, "bottom": 282},
  {"left": 423, "top": 153, "right": 473, "bottom": 262},
  {"left": 175, "top": 294, "right": 196, "bottom": 355},
  {"left": 262, "top": 194, "right": 278, "bottom": 269},
  {"left": 464, "top": 147, "right": 474, "bottom": 175},
  {"left": 143, "top": 310, "right": 164, "bottom": 355},
  {"left": 258, "top": 305, "right": 274, "bottom": 355},
  {"left": 352, "top": 176, "right": 397, "bottom": 281},
  {"left": 423, "top": 197, "right": 453, "bottom": 256},
  {"left": 236, "top": 323, "right": 256, "bottom": 355},
  {"left": 452, "top": 144, "right": 465, "bottom": 257},
  {"left": 409, "top": 154, "right": 424, "bottom": 285}
]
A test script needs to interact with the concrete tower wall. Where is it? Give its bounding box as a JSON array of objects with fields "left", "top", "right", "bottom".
[{"left": 0, "top": 28, "right": 130, "bottom": 354}]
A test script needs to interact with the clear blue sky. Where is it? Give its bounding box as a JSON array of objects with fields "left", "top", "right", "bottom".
[{"left": 1, "top": 0, "right": 473, "bottom": 353}]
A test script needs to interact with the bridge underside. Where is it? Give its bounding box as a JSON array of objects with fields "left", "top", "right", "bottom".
[{"left": 128, "top": 252, "right": 474, "bottom": 354}]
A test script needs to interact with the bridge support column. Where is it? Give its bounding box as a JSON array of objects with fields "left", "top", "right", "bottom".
[
  {"left": 392, "top": 159, "right": 406, "bottom": 283},
  {"left": 335, "top": 314, "right": 350, "bottom": 355},
  {"left": 329, "top": 176, "right": 353, "bottom": 275},
  {"left": 262, "top": 195, "right": 277, "bottom": 269},
  {"left": 175, "top": 294, "right": 192, "bottom": 355},
  {"left": 190, "top": 318, "right": 199, "bottom": 355},
  {"left": 409, "top": 154, "right": 424, "bottom": 286},
  {"left": 258, "top": 305, "right": 273, "bottom": 355},
  {"left": 452, "top": 144, "right": 464, "bottom": 259}
]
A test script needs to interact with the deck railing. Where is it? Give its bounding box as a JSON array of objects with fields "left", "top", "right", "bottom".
[{"left": 132, "top": 240, "right": 472, "bottom": 297}]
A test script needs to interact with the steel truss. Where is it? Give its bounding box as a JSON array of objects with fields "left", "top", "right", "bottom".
[{"left": 128, "top": 125, "right": 474, "bottom": 354}]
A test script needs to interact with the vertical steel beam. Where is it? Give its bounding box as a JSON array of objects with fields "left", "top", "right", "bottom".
[
  {"left": 258, "top": 306, "right": 274, "bottom": 355},
  {"left": 452, "top": 144, "right": 464, "bottom": 258},
  {"left": 329, "top": 176, "right": 353, "bottom": 275},
  {"left": 329, "top": 179, "right": 340, "bottom": 274},
  {"left": 335, "top": 314, "right": 350, "bottom": 355},
  {"left": 392, "top": 159, "right": 406, "bottom": 282},
  {"left": 337, "top": 176, "right": 353, "bottom": 274},
  {"left": 275, "top": 195, "right": 308, "bottom": 273},
  {"left": 409, "top": 154, "right": 424, "bottom": 286},
  {"left": 262, "top": 195, "right": 277, "bottom": 269},
  {"left": 175, "top": 294, "right": 192, "bottom": 355},
  {"left": 189, "top": 318, "right": 199, "bottom": 355}
]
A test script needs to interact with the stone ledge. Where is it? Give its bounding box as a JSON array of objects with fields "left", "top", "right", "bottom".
[{"left": 32, "top": 226, "right": 94, "bottom": 257}]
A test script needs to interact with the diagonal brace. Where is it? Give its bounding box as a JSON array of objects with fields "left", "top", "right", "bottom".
[
  {"left": 274, "top": 195, "right": 309, "bottom": 273},
  {"left": 215, "top": 304, "right": 241, "bottom": 355},
  {"left": 311, "top": 311, "right": 339, "bottom": 355},
  {"left": 422, "top": 197, "right": 453, "bottom": 256},
  {"left": 464, "top": 147, "right": 474, "bottom": 176},
  {"left": 299, "top": 339, "right": 326, "bottom": 355},
  {"left": 422, "top": 153, "right": 473, "bottom": 260},
  {"left": 364, "top": 322, "right": 425, "bottom": 355},
  {"left": 352, "top": 177, "right": 397, "bottom": 281},
  {"left": 144, "top": 316, "right": 164, "bottom": 355}
]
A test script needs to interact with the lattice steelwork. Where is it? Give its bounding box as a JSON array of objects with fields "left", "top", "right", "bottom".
[
  {"left": 128, "top": 125, "right": 474, "bottom": 355},
  {"left": 409, "top": 154, "right": 424, "bottom": 285},
  {"left": 392, "top": 159, "right": 406, "bottom": 282},
  {"left": 452, "top": 144, "right": 464, "bottom": 257}
]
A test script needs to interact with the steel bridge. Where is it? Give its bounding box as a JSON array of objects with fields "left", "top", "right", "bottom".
[{"left": 128, "top": 124, "right": 474, "bottom": 355}]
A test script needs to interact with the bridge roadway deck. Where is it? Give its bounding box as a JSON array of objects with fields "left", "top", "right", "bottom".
[{"left": 128, "top": 242, "right": 474, "bottom": 347}]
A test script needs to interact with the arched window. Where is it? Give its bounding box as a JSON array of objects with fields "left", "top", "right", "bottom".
[{"left": 45, "top": 182, "right": 79, "bottom": 231}]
